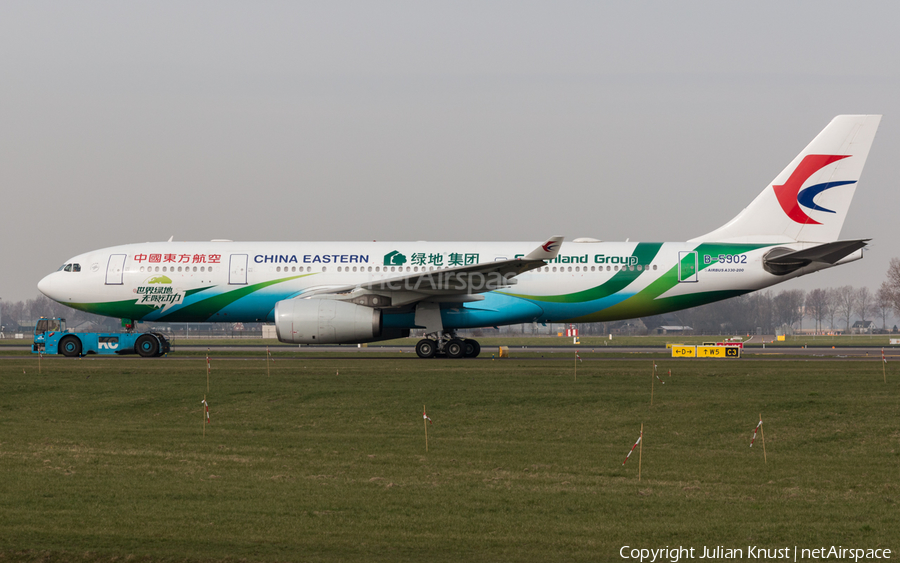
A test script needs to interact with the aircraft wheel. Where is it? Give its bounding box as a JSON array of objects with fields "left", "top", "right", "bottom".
[
  {"left": 446, "top": 338, "right": 465, "bottom": 359},
  {"left": 59, "top": 335, "right": 82, "bottom": 357},
  {"left": 415, "top": 339, "right": 437, "bottom": 358},
  {"left": 464, "top": 339, "right": 481, "bottom": 358},
  {"left": 135, "top": 334, "right": 160, "bottom": 358}
]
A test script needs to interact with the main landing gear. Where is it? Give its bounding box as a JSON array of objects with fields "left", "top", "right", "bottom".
[{"left": 415, "top": 333, "right": 481, "bottom": 359}]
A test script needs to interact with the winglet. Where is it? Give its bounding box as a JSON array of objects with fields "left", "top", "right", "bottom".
[{"left": 524, "top": 236, "right": 564, "bottom": 261}]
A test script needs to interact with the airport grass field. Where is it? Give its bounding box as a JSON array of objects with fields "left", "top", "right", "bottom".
[{"left": 1, "top": 354, "right": 898, "bottom": 562}]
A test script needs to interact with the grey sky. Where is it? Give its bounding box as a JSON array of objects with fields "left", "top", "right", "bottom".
[{"left": 2, "top": 1, "right": 899, "bottom": 303}]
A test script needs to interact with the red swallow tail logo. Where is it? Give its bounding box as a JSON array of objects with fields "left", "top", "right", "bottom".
[
  {"left": 541, "top": 241, "right": 558, "bottom": 253},
  {"left": 773, "top": 154, "right": 854, "bottom": 225}
]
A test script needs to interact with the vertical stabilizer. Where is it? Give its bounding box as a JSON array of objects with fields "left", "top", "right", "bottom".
[{"left": 691, "top": 115, "right": 881, "bottom": 244}]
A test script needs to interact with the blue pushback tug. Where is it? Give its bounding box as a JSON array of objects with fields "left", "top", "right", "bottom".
[{"left": 32, "top": 317, "right": 171, "bottom": 357}]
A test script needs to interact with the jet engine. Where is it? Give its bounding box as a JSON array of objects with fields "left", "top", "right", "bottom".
[{"left": 274, "top": 298, "right": 382, "bottom": 344}]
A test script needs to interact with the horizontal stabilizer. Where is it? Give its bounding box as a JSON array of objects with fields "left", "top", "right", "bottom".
[{"left": 763, "top": 239, "right": 868, "bottom": 275}]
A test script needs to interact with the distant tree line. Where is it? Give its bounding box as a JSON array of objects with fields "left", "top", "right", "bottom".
[
  {"left": 1, "top": 294, "right": 121, "bottom": 333},
  {"left": 645, "top": 284, "right": 894, "bottom": 335},
  {"left": 0, "top": 295, "right": 265, "bottom": 335},
  {"left": 553, "top": 273, "right": 900, "bottom": 337}
]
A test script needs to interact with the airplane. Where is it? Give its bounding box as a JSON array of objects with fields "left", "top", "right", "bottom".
[{"left": 38, "top": 114, "right": 881, "bottom": 358}]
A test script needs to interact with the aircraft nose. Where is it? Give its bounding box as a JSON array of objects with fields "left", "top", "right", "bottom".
[{"left": 38, "top": 272, "right": 60, "bottom": 300}]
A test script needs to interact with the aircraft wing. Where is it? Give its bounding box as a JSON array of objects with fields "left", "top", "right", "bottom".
[{"left": 300, "top": 236, "right": 563, "bottom": 306}]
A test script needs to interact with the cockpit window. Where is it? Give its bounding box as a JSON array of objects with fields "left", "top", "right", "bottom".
[
  {"left": 72, "top": 264, "right": 81, "bottom": 272},
  {"left": 58, "top": 264, "right": 67, "bottom": 271},
  {"left": 64, "top": 264, "right": 72, "bottom": 272}
]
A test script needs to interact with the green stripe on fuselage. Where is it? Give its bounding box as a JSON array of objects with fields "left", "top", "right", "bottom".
[
  {"left": 184, "top": 286, "right": 214, "bottom": 298},
  {"left": 65, "top": 274, "right": 314, "bottom": 322},
  {"left": 64, "top": 300, "right": 159, "bottom": 319},
  {"left": 502, "top": 242, "right": 664, "bottom": 303},
  {"left": 569, "top": 243, "right": 773, "bottom": 321},
  {"left": 159, "top": 274, "right": 315, "bottom": 322}
]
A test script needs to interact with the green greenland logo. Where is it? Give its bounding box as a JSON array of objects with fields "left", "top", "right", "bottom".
[
  {"left": 145, "top": 275, "right": 173, "bottom": 284},
  {"left": 383, "top": 251, "right": 407, "bottom": 266}
]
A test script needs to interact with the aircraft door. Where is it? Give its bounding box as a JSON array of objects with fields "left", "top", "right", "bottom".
[
  {"left": 229, "top": 254, "right": 248, "bottom": 285},
  {"left": 105, "top": 254, "right": 127, "bottom": 285},
  {"left": 678, "top": 251, "right": 698, "bottom": 283}
]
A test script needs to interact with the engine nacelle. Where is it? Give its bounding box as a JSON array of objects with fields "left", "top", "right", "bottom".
[{"left": 274, "top": 298, "right": 382, "bottom": 344}]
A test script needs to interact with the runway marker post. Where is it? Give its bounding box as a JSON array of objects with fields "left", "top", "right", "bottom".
[
  {"left": 750, "top": 415, "right": 766, "bottom": 464},
  {"left": 639, "top": 423, "right": 643, "bottom": 480},
  {"left": 423, "top": 405, "right": 432, "bottom": 452},
  {"left": 202, "top": 396, "right": 210, "bottom": 437},
  {"left": 574, "top": 351, "right": 582, "bottom": 381},
  {"left": 760, "top": 414, "right": 767, "bottom": 464},
  {"left": 623, "top": 424, "right": 643, "bottom": 481}
]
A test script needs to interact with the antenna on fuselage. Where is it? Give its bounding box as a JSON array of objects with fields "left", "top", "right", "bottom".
[{"left": 167, "top": 236, "right": 174, "bottom": 242}]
